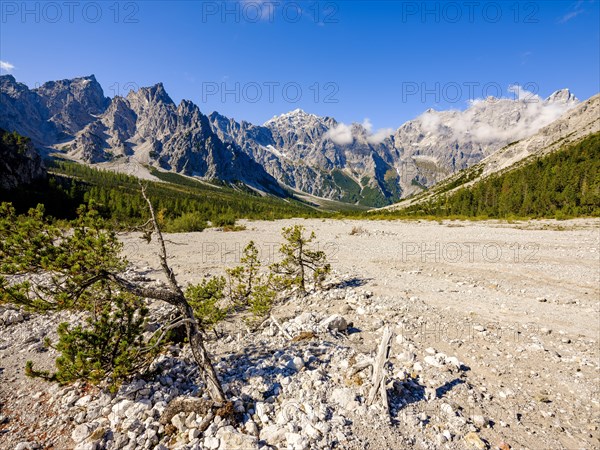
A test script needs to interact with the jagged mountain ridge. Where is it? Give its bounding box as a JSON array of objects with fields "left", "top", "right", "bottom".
[
  {"left": 0, "top": 74, "right": 582, "bottom": 205},
  {"left": 74, "top": 83, "right": 286, "bottom": 194},
  {"left": 208, "top": 110, "right": 402, "bottom": 204},
  {"left": 0, "top": 76, "right": 285, "bottom": 196},
  {"left": 0, "top": 75, "right": 110, "bottom": 145},
  {"left": 383, "top": 93, "right": 600, "bottom": 212},
  {"left": 392, "top": 89, "right": 580, "bottom": 175},
  {"left": 209, "top": 94, "right": 580, "bottom": 205}
]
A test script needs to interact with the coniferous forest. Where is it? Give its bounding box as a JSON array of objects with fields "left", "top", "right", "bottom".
[
  {"left": 1, "top": 131, "right": 599, "bottom": 224},
  {"left": 0, "top": 156, "right": 322, "bottom": 230},
  {"left": 374, "top": 133, "right": 600, "bottom": 220}
]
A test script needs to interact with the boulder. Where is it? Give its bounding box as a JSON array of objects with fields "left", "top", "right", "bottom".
[
  {"left": 320, "top": 314, "right": 348, "bottom": 332},
  {"left": 216, "top": 426, "right": 258, "bottom": 449}
]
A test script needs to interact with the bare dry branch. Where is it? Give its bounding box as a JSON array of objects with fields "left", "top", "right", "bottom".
[
  {"left": 270, "top": 315, "right": 292, "bottom": 339},
  {"left": 367, "top": 325, "right": 393, "bottom": 416}
]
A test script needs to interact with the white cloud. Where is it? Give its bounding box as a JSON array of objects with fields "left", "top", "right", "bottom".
[
  {"left": 361, "top": 118, "right": 373, "bottom": 133},
  {"left": 325, "top": 118, "right": 393, "bottom": 146},
  {"left": 324, "top": 123, "right": 354, "bottom": 145},
  {"left": 416, "top": 86, "right": 577, "bottom": 145},
  {"left": 418, "top": 110, "right": 444, "bottom": 134},
  {"left": 367, "top": 127, "right": 394, "bottom": 144},
  {"left": 0, "top": 60, "right": 15, "bottom": 73},
  {"left": 558, "top": 9, "right": 584, "bottom": 23},
  {"left": 558, "top": 1, "right": 586, "bottom": 23},
  {"left": 239, "top": 0, "right": 278, "bottom": 21},
  {"left": 507, "top": 84, "right": 540, "bottom": 102}
]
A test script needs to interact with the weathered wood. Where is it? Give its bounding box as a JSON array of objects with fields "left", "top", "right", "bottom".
[
  {"left": 140, "top": 184, "right": 226, "bottom": 403},
  {"left": 108, "top": 272, "right": 181, "bottom": 304},
  {"left": 379, "top": 376, "right": 390, "bottom": 417},
  {"left": 142, "top": 317, "right": 193, "bottom": 354},
  {"left": 270, "top": 315, "right": 292, "bottom": 339},
  {"left": 367, "top": 325, "right": 393, "bottom": 407},
  {"left": 348, "top": 358, "right": 374, "bottom": 378},
  {"left": 141, "top": 184, "right": 184, "bottom": 297}
]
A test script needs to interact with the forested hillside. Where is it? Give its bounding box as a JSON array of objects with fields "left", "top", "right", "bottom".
[
  {"left": 0, "top": 157, "right": 322, "bottom": 230},
  {"left": 0, "top": 129, "right": 45, "bottom": 190},
  {"left": 386, "top": 133, "right": 600, "bottom": 219}
]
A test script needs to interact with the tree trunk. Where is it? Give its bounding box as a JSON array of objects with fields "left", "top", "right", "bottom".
[
  {"left": 139, "top": 183, "right": 226, "bottom": 403},
  {"left": 180, "top": 303, "right": 226, "bottom": 403},
  {"left": 367, "top": 325, "right": 393, "bottom": 406},
  {"left": 111, "top": 273, "right": 226, "bottom": 402}
]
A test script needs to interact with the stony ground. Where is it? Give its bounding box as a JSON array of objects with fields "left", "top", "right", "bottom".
[{"left": 1, "top": 218, "right": 598, "bottom": 450}]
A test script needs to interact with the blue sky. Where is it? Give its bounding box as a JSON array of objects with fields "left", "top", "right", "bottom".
[{"left": 1, "top": 1, "right": 599, "bottom": 130}]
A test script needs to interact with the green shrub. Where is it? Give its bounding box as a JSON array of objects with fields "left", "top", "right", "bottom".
[
  {"left": 2, "top": 198, "right": 230, "bottom": 401},
  {"left": 225, "top": 241, "right": 277, "bottom": 321},
  {"left": 271, "top": 225, "right": 331, "bottom": 294},
  {"left": 186, "top": 276, "right": 228, "bottom": 329},
  {"left": 167, "top": 212, "right": 208, "bottom": 233},
  {"left": 226, "top": 242, "right": 260, "bottom": 305},
  {"left": 26, "top": 294, "right": 151, "bottom": 390},
  {"left": 212, "top": 214, "right": 236, "bottom": 227},
  {"left": 248, "top": 283, "right": 276, "bottom": 318}
]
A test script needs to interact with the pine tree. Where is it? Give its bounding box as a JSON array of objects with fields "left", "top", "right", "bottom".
[{"left": 271, "top": 225, "right": 331, "bottom": 294}]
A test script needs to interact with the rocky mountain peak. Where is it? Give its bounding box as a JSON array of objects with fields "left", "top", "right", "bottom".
[
  {"left": 127, "top": 83, "right": 174, "bottom": 106},
  {"left": 1, "top": 73, "right": 591, "bottom": 206},
  {"left": 177, "top": 100, "right": 212, "bottom": 134},
  {"left": 278, "top": 108, "right": 309, "bottom": 117},
  {"left": 150, "top": 82, "right": 173, "bottom": 104},
  {"left": 546, "top": 88, "right": 578, "bottom": 105},
  {"left": 288, "top": 108, "right": 308, "bottom": 116},
  {"left": 0, "top": 75, "right": 31, "bottom": 98},
  {"left": 34, "top": 75, "right": 108, "bottom": 110},
  {"left": 0, "top": 74, "right": 17, "bottom": 84},
  {"left": 208, "top": 110, "right": 232, "bottom": 127},
  {"left": 30, "top": 74, "right": 110, "bottom": 136},
  {"left": 264, "top": 108, "right": 325, "bottom": 127},
  {"left": 177, "top": 99, "right": 199, "bottom": 115},
  {"left": 0, "top": 74, "right": 110, "bottom": 142}
]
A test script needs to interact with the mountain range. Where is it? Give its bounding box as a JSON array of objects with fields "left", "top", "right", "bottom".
[
  {"left": 0, "top": 74, "right": 582, "bottom": 206},
  {"left": 384, "top": 92, "right": 600, "bottom": 212}
]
